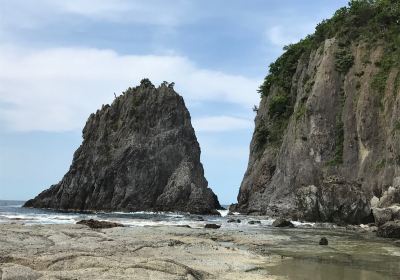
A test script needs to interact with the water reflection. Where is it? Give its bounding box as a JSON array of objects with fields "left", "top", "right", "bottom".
[{"left": 268, "top": 258, "right": 393, "bottom": 280}]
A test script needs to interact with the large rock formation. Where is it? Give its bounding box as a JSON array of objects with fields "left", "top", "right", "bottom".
[
  {"left": 24, "top": 80, "right": 221, "bottom": 214},
  {"left": 234, "top": 1, "right": 400, "bottom": 224}
]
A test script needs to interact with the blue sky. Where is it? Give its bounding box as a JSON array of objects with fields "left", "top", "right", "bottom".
[{"left": 0, "top": 0, "right": 347, "bottom": 204}]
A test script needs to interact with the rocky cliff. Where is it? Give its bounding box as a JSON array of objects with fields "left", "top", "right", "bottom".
[
  {"left": 234, "top": 0, "right": 400, "bottom": 224},
  {"left": 24, "top": 79, "right": 221, "bottom": 214}
]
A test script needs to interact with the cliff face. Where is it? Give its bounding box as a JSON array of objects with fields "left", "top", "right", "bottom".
[
  {"left": 235, "top": 1, "right": 400, "bottom": 223},
  {"left": 25, "top": 80, "right": 221, "bottom": 214}
]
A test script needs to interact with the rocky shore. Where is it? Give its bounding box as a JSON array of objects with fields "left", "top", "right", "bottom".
[{"left": 1, "top": 222, "right": 399, "bottom": 279}]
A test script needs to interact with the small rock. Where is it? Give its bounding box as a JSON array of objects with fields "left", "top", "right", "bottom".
[
  {"left": 175, "top": 225, "right": 191, "bottom": 228},
  {"left": 76, "top": 219, "right": 124, "bottom": 229},
  {"left": 204, "top": 224, "right": 221, "bottom": 229},
  {"left": 377, "top": 220, "right": 400, "bottom": 238},
  {"left": 272, "top": 218, "right": 294, "bottom": 228},
  {"left": 167, "top": 240, "right": 184, "bottom": 246},
  {"left": 227, "top": 218, "right": 241, "bottom": 223},
  {"left": 248, "top": 220, "right": 261, "bottom": 225},
  {"left": 319, "top": 237, "right": 328, "bottom": 245},
  {"left": 193, "top": 216, "right": 205, "bottom": 221}
]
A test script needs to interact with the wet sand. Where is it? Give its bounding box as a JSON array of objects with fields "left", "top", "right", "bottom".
[{"left": 0, "top": 223, "right": 399, "bottom": 279}]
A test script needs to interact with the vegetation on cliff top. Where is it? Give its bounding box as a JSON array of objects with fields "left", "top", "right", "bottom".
[
  {"left": 259, "top": 0, "right": 400, "bottom": 98},
  {"left": 254, "top": 0, "right": 400, "bottom": 152}
]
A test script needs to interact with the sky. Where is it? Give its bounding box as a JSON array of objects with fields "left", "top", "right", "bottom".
[{"left": 0, "top": 0, "right": 348, "bottom": 204}]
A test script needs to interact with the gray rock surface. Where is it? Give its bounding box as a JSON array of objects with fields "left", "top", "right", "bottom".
[
  {"left": 319, "top": 237, "right": 328, "bottom": 246},
  {"left": 24, "top": 80, "right": 221, "bottom": 214},
  {"left": 235, "top": 36, "right": 400, "bottom": 223},
  {"left": 373, "top": 207, "right": 397, "bottom": 226},
  {"left": 295, "top": 177, "right": 371, "bottom": 224},
  {"left": 377, "top": 221, "right": 400, "bottom": 239},
  {"left": 204, "top": 224, "right": 221, "bottom": 229},
  {"left": 0, "top": 224, "right": 279, "bottom": 280},
  {"left": 372, "top": 187, "right": 400, "bottom": 227},
  {"left": 77, "top": 219, "right": 124, "bottom": 229},
  {"left": 272, "top": 218, "right": 294, "bottom": 228},
  {"left": 1, "top": 223, "right": 400, "bottom": 279}
]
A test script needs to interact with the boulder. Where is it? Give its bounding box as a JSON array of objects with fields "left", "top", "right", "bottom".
[
  {"left": 77, "top": 219, "right": 124, "bottom": 229},
  {"left": 227, "top": 218, "right": 241, "bottom": 223},
  {"left": 376, "top": 186, "right": 400, "bottom": 208},
  {"left": 272, "top": 218, "right": 294, "bottom": 228},
  {"left": 295, "top": 178, "right": 371, "bottom": 224},
  {"left": 319, "top": 237, "right": 328, "bottom": 245},
  {"left": 204, "top": 224, "right": 221, "bottom": 229},
  {"left": 373, "top": 208, "right": 394, "bottom": 226},
  {"left": 377, "top": 221, "right": 400, "bottom": 238},
  {"left": 373, "top": 206, "right": 400, "bottom": 226}
]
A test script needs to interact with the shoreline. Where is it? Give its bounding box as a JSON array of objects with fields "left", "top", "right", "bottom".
[{"left": 1, "top": 222, "right": 400, "bottom": 279}]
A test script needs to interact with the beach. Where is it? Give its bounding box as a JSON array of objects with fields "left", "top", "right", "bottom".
[{"left": 1, "top": 220, "right": 400, "bottom": 280}]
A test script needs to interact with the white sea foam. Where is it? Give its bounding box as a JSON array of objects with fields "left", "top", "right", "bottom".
[
  {"left": 0, "top": 204, "right": 23, "bottom": 208},
  {"left": 217, "top": 209, "right": 229, "bottom": 217},
  {"left": 0, "top": 207, "right": 199, "bottom": 227},
  {"left": 292, "top": 221, "right": 315, "bottom": 227},
  {"left": 112, "top": 211, "right": 185, "bottom": 218},
  {"left": 0, "top": 203, "right": 320, "bottom": 229},
  {"left": 0, "top": 213, "right": 78, "bottom": 224}
]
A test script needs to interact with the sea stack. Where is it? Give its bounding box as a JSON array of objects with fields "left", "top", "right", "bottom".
[
  {"left": 233, "top": 2, "right": 400, "bottom": 224},
  {"left": 24, "top": 79, "right": 221, "bottom": 214}
]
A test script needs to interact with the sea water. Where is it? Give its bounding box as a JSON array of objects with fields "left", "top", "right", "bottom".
[{"left": 0, "top": 200, "right": 253, "bottom": 228}]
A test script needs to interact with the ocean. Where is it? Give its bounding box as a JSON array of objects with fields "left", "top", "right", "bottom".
[{"left": 0, "top": 200, "right": 284, "bottom": 228}]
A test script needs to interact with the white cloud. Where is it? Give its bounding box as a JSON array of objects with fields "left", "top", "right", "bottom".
[
  {"left": 266, "top": 23, "right": 316, "bottom": 48},
  {"left": 193, "top": 116, "right": 253, "bottom": 133},
  {"left": 0, "top": 45, "right": 260, "bottom": 132},
  {"left": 0, "top": 0, "right": 191, "bottom": 32},
  {"left": 52, "top": 0, "right": 191, "bottom": 26},
  {"left": 52, "top": 0, "right": 133, "bottom": 17}
]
